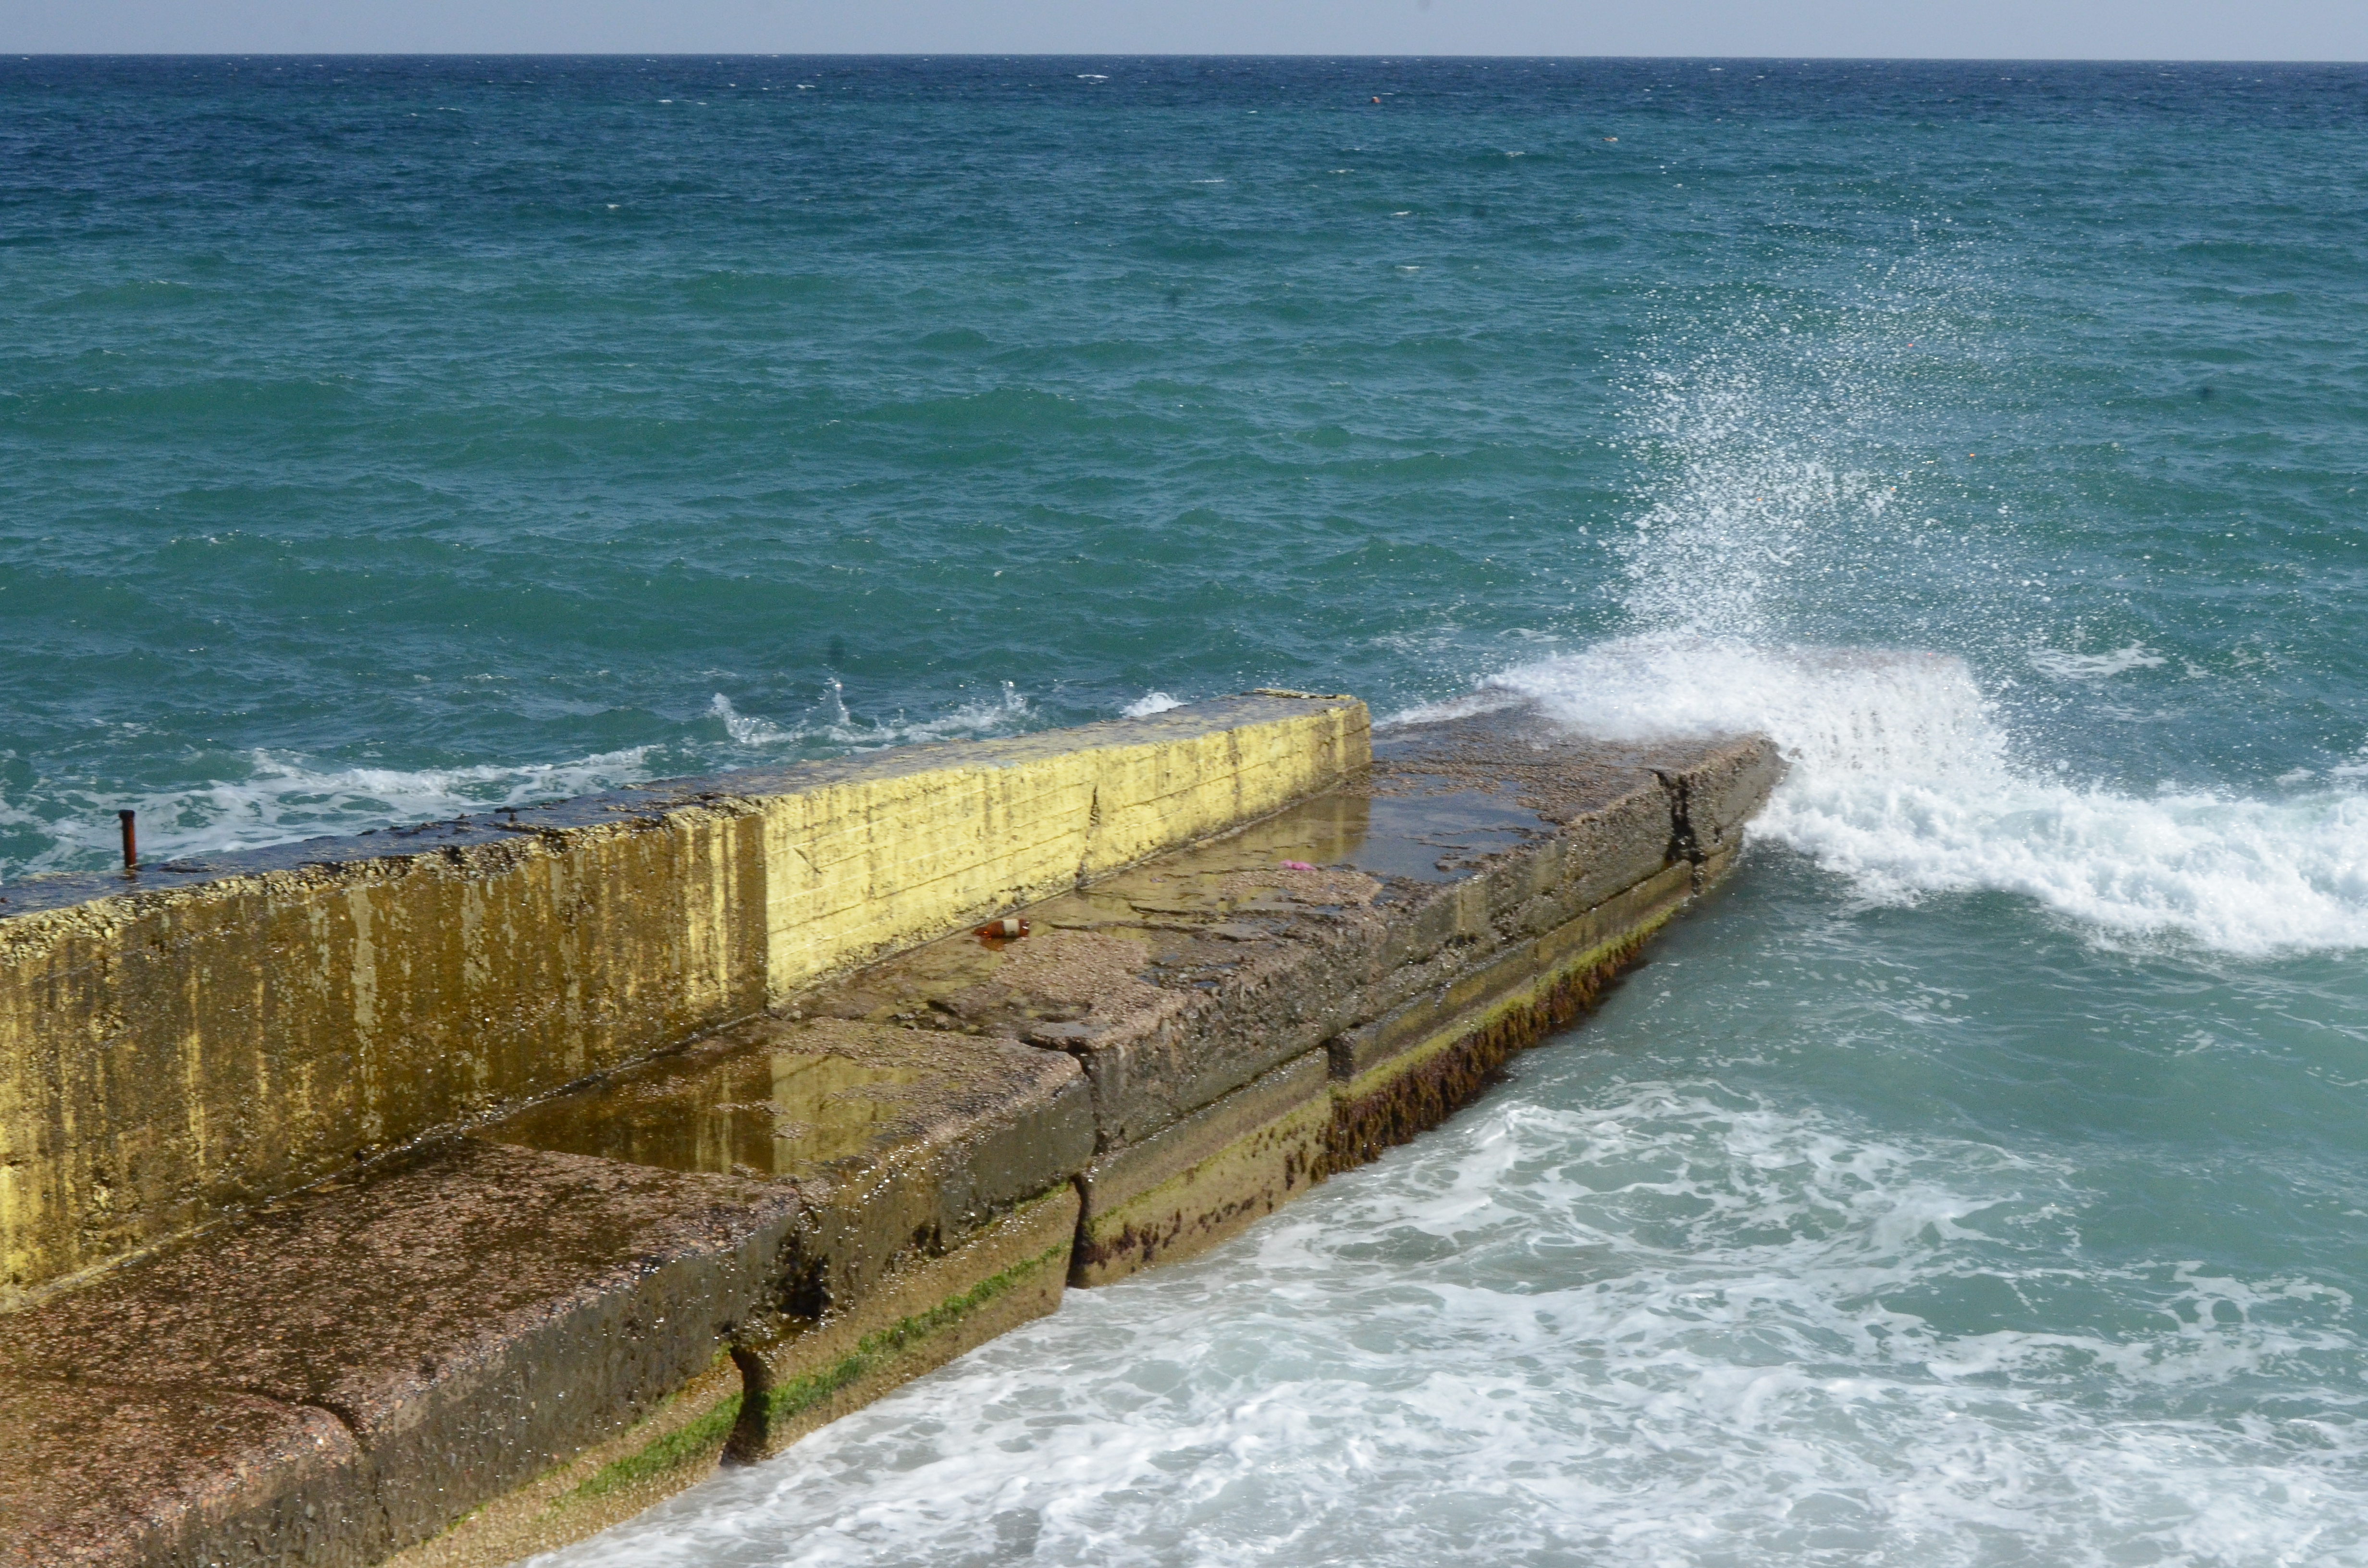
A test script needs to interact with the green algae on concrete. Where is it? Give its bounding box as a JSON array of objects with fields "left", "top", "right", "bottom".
[
  {"left": 562, "top": 1388, "right": 740, "bottom": 1507},
  {"left": 0, "top": 695, "right": 1367, "bottom": 1306},
  {"left": 0, "top": 696, "right": 1783, "bottom": 1568},
  {"left": 730, "top": 1188, "right": 1081, "bottom": 1460},
  {"left": 385, "top": 1354, "right": 745, "bottom": 1568},
  {"left": 0, "top": 1139, "right": 808, "bottom": 1566}
]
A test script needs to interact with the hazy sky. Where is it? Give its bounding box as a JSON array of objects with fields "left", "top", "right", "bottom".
[{"left": 6, "top": 0, "right": 2365, "bottom": 61}]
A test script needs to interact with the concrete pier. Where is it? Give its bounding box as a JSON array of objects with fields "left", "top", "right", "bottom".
[
  {"left": 0, "top": 694, "right": 1366, "bottom": 1305},
  {"left": 0, "top": 695, "right": 1779, "bottom": 1568}
]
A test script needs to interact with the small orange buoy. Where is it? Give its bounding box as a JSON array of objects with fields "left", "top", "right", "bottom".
[
  {"left": 1372, "top": 96, "right": 1381, "bottom": 104},
  {"left": 976, "top": 917, "right": 1030, "bottom": 939}
]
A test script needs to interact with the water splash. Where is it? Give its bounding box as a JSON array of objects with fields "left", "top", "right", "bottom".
[
  {"left": 538, "top": 1076, "right": 2368, "bottom": 1568},
  {"left": 2025, "top": 644, "right": 2168, "bottom": 681},
  {"left": 0, "top": 746, "right": 658, "bottom": 877},
  {"left": 1482, "top": 639, "right": 2368, "bottom": 954},
  {"left": 1460, "top": 305, "right": 2368, "bottom": 956},
  {"left": 709, "top": 693, "right": 791, "bottom": 746},
  {"left": 1616, "top": 368, "right": 1900, "bottom": 647}
]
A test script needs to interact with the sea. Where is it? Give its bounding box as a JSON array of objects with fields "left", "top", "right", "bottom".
[{"left": 5, "top": 55, "right": 2367, "bottom": 1567}]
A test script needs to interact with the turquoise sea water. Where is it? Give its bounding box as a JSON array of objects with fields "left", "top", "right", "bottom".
[{"left": 7, "top": 56, "right": 2368, "bottom": 1566}]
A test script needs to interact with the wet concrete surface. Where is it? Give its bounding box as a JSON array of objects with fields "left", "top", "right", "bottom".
[
  {"left": 0, "top": 700, "right": 1782, "bottom": 1568},
  {"left": 0, "top": 1140, "right": 805, "bottom": 1565},
  {"left": 771, "top": 707, "right": 1776, "bottom": 1158},
  {"left": 489, "top": 1016, "right": 1094, "bottom": 1318},
  {"left": 0, "top": 1376, "right": 358, "bottom": 1568},
  {"left": 0, "top": 695, "right": 1364, "bottom": 1305}
]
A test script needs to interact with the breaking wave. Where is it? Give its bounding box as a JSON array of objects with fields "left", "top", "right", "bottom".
[
  {"left": 0, "top": 683, "right": 1039, "bottom": 880},
  {"left": 1475, "top": 637, "right": 2368, "bottom": 956},
  {"left": 1420, "top": 301, "right": 2368, "bottom": 958},
  {"left": 541, "top": 1072, "right": 2368, "bottom": 1568}
]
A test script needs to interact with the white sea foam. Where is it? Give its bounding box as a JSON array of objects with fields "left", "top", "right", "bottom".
[
  {"left": 2027, "top": 643, "right": 2169, "bottom": 680},
  {"left": 863, "top": 680, "right": 1032, "bottom": 745},
  {"left": 0, "top": 745, "right": 661, "bottom": 876},
  {"left": 708, "top": 693, "right": 790, "bottom": 746},
  {"left": 1470, "top": 636, "right": 2368, "bottom": 956},
  {"left": 712, "top": 678, "right": 1032, "bottom": 753},
  {"left": 1429, "top": 308, "right": 2368, "bottom": 957},
  {"left": 2, "top": 684, "right": 1042, "bottom": 879},
  {"left": 539, "top": 1079, "right": 2368, "bottom": 1568},
  {"left": 1122, "top": 690, "right": 1184, "bottom": 718}
]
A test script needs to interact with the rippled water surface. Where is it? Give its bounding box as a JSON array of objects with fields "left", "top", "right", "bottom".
[{"left": 6, "top": 56, "right": 2368, "bottom": 1567}]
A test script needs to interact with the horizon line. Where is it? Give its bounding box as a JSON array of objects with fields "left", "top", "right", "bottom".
[{"left": 5, "top": 51, "right": 2366, "bottom": 65}]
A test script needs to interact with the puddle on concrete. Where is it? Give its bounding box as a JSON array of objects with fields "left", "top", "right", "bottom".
[
  {"left": 492, "top": 1050, "right": 924, "bottom": 1178},
  {"left": 490, "top": 776, "right": 1553, "bottom": 1178},
  {"left": 1344, "top": 789, "right": 1544, "bottom": 882},
  {"left": 1128, "top": 784, "right": 1543, "bottom": 887}
]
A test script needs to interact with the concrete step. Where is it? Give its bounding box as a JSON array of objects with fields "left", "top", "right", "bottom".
[
  {"left": 0, "top": 699, "right": 1780, "bottom": 1567},
  {"left": 0, "top": 1139, "right": 802, "bottom": 1567}
]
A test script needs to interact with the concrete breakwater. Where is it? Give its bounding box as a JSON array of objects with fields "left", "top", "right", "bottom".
[
  {"left": 0, "top": 694, "right": 1367, "bottom": 1303},
  {"left": 0, "top": 695, "right": 1779, "bottom": 1567}
]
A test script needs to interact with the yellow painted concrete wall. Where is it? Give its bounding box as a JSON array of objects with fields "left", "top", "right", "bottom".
[
  {"left": 761, "top": 698, "right": 1369, "bottom": 999},
  {"left": 0, "top": 696, "right": 1368, "bottom": 1306}
]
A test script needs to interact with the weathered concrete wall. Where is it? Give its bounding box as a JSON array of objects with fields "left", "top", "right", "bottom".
[
  {"left": 781, "top": 706, "right": 1785, "bottom": 1286},
  {"left": 758, "top": 696, "right": 1369, "bottom": 1001},
  {"left": 0, "top": 697, "right": 1784, "bottom": 1568},
  {"left": 0, "top": 695, "right": 1368, "bottom": 1305}
]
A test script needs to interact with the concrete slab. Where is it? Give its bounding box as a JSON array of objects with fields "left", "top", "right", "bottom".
[
  {"left": 485, "top": 1015, "right": 1093, "bottom": 1317},
  {"left": 0, "top": 1139, "right": 804, "bottom": 1562},
  {"left": 1071, "top": 1052, "right": 1332, "bottom": 1286},
  {"left": 382, "top": 1352, "right": 743, "bottom": 1568},
  {"left": 0, "top": 1375, "right": 360, "bottom": 1568},
  {"left": 0, "top": 693, "right": 1363, "bottom": 1306},
  {"left": 476, "top": 1015, "right": 1093, "bottom": 1469},
  {"left": 0, "top": 698, "right": 1781, "bottom": 1567},
  {"left": 730, "top": 1186, "right": 1080, "bottom": 1460},
  {"left": 769, "top": 704, "right": 1781, "bottom": 1286},
  {"left": 790, "top": 705, "right": 1780, "bottom": 1163},
  {"left": 1327, "top": 858, "right": 1698, "bottom": 1166}
]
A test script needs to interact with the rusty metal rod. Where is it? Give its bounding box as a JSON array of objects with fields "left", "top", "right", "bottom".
[{"left": 119, "top": 809, "right": 136, "bottom": 870}]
